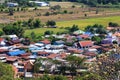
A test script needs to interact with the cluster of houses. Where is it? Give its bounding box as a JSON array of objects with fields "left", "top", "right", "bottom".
[{"left": 0, "top": 25, "right": 120, "bottom": 78}]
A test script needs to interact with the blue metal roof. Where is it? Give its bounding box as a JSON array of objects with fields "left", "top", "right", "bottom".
[{"left": 8, "top": 50, "right": 25, "bottom": 56}]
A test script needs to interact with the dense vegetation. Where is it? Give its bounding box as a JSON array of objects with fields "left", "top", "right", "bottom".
[
  {"left": 0, "top": 62, "right": 14, "bottom": 80},
  {"left": 9, "top": 0, "right": 120, "bottom": 7}
]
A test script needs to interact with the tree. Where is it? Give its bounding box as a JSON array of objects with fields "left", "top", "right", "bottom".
[
  {"left": 8, "top": 8, "right": 14, "bottom": 16},
  {"left": 22, "top": 37, "right": 30, "bottom": 45},
  {"left": 90, "top": 52, "right": 120, "bottom": 80},
  {"left": 75, "top": 73, "right": 103, "bottom": 80},
  {"left": 33, "top": 58, "right": 42, "bottom": 73},
  {"left": 0, "top": 31, "right": 4, "bottom": 36},
  {"left": 91, "top": 36, "right": 102, "bottom": 45},
  {"left": 85, "top": 24, "right": 106, "bottom": 34},
  {"left": 66, "top": 55, "right": 86, "bottom": 78},
  {"left": 44, "top": 30, "right": 53, "bottom": 35},
  {"left": 44, "top": 12, "right": 50, "bottom": 16},
  {"left": 54, "top": 75, "right": 68, "bottom": 80},
  {"left": 3, "top": 25, "right": 24, "bottom": 37},
  {"left": 31, "top": 32, "right": 36, "bottom": 39},
  {"left": 33, "top": 19, "right": 41, "bottom": 28},
  {"left": 46, "top": 20, "right": 56, "bottom": 27},
  {"left": 69, "top": 24, "right": 79, "bottom": 32},
  {"left": 0, "top": 62, "right": 14, "bottom": 80},
  {"left": 28, "top": 18, "right": 34, "bottom": 29},
  {"left": 109, "top": 22, "right": 119, "bottom": 27}
]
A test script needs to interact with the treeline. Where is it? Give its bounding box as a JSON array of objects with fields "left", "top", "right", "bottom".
[{"left": 10, "top": 0, "right": 120, "bottom": 7}]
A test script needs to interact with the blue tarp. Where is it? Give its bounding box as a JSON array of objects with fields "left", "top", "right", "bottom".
[{"left": 8, "top": 50, "right": 25, "bottom": 56}]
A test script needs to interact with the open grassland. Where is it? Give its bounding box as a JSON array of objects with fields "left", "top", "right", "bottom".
[
  {"left": 49, "top": 2, "right": 82, "bottom": 8},
  {"left": 24, "top": 16, "right": 120, "bottom": 36},
  {"left": 24, "top": 28, "right": 66, "bottom": 36},
  {"left": 56, "top": 16, "right": 120, "bottom": 30}
]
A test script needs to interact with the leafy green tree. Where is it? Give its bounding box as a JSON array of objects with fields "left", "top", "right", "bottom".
[
  {"left": 75, "top": 73, "right": 103, "bottom": 80},
  {"left": 63, "top": 10, "right": 68, "bottom": 14},
  {"left": 54, "top": 75, "right": 68, "bottom": 80},
  {"left": 0, "top": 62, "right": 14, "bottom": 80},
  {"left": 44, "top": 12, "right": 50, "bottom": 16},
  {"left": 0, "top": 30, "right": 4, "bottom": 36},
  {"left": 33, "top": 19, "right": 41, "bottom": 28},
  {"left": 31, "top": 31, "right": 36, "bottom": 39},
  {"left": 44, "top": 30, "right": 53, "bottom": 35},
  {"left": 90, "top": 52, "right": 120, "bottom": 80},
  {"left": 22, "top": 37, "right": 30, "bottom": 45},
  {"left": 69, "top": 24, "right": 79, "bottom": 32},
  {"left": 91, "top": 36, "right": 102, "bottom": 45},
  {"left": 66, "top": 55, "right": 86, "bottom": 78},
  {"left": 3, "top": 25, "right": 24, "bottom": 37},
  {"left": 33, "top": 58, "right": 42, "bottom": 73},
  {"left": 46, "top": 20, "right": 56, "bottom": 27},
  {"left": 28, "top": 18, "right": 34, "bottom": 29},
  {"left": 85, "top": 24, "right": 106, "bottom": 34},
  {"left": 109, "top": 22, "right": 119, "bottom": 27}
]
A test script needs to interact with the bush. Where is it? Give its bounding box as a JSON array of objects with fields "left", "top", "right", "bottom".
[
  {"left": 46, "top": 20, "right": 56, "bottom": 27},
  {"left": 50, "top": 5, "right": 61, "bottom": 10},
  {"left": 109, "top": 22, "right": 119, "bottom": 27},
  {"left": 44, "top": 12, "right": 50, "bottom": 16},
  {"left": 63, "top": 10, "right": 68, "bottom": 14},
  {"left": 44, "top": 30, "right": 53, "bottom": 35}
]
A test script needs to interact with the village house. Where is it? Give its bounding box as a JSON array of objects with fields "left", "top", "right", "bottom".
[{"left": 79, "top": 40, "right": 94, "bottom": 49}]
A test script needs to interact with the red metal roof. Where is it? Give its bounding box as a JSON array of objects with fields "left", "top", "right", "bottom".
[
  {"left": 38, "top": 51, "right": 49, "bottom": 55},
  {"left": 47, "top": 53, "right": 58, "bottom": 59},
  {"left": 59, "top": 53, "right": 67, "bottom": 59},
  {"left": 6, "top": 56, "right": 18, "bottom": 62},
  {"left": 84, "top": 52, "right": 96, "bottom": 57},
  {"left": 79, "top": 41, "right": 93, "bottom": 47},
  {"left": 79, "top": 34, "right": 89, "bottom": 39},
  {"left": 40, "top": 39, "right": 51, "bottom": 44},
  {"left": 0, "top": 38, "right": 4, "bottom": 42}
]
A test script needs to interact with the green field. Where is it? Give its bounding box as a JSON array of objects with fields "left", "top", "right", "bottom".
[
  {"left": 25, "top": 16, "right": 120, "bottom": 36},
  {"left": 24, "top": 28, "right": 66, "bottom": 36},
  {"left": 56, "top": 16, "right": 120, "bottom": 30}
]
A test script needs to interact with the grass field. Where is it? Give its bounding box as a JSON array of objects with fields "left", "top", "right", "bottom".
[
  {"left": 24, "top": 16, "right": 120, "bottom": 36},
  {"left": 56, "top": 16, "right": 120, "bottom": 30},
  {"left": 24, "top": 28, "right": 66, "bottom": 36}
]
